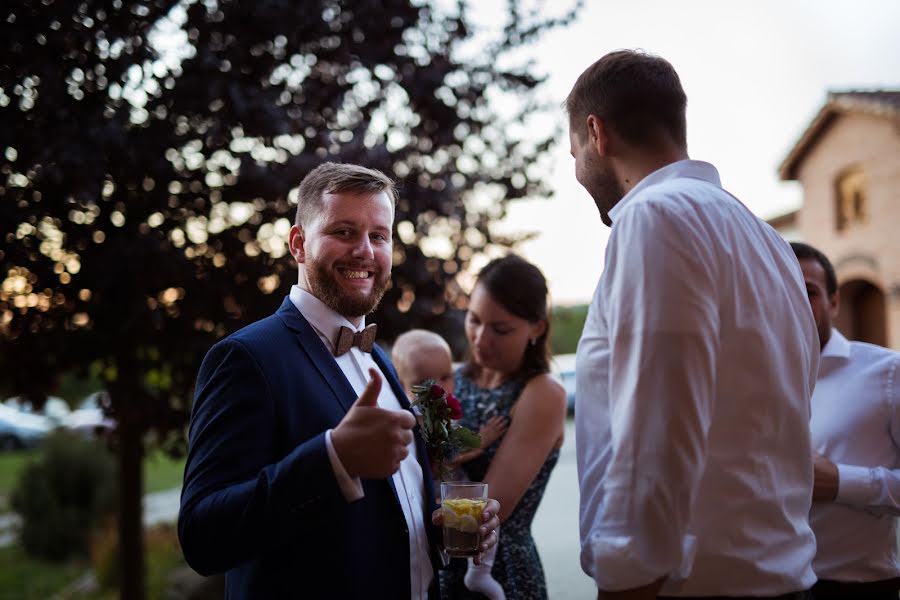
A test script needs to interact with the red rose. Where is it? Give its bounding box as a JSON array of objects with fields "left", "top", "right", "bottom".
[
  {"left": 446, "top": 394, "right": 463, "bottom": 420},
  {"left": 429, "top": 384, "right": 445, "bottom": 399}
]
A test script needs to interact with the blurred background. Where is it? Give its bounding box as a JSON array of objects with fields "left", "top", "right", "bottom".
[{"left": 1, "top": 0, "right": 898, "bottom": 598}]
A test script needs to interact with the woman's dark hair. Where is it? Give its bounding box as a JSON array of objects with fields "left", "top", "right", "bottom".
[{"left": 464, "top": 253, "right": 552, "bottom": 380}]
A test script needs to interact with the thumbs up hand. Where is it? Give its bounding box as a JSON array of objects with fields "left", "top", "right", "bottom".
[{"left": 331, "top": 369, "right": 417, "bottom": 479}]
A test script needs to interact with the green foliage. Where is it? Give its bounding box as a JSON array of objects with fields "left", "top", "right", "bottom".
[
  {"left": 550, "top": 304, "right": 589, "bottom": 355},
  {"left": 92, "top": 523, "right": 186, "bottom": 599},
  {"left": 411, "top": 379, "right": 479, "bottom": 478},
  {"left": 0, "top": 448, "right": 37, "bottom": 504},
  {"left": 143, "top": 451, "right": 186, "bottom": 494},
  {"left": 10, "top": 431, "right": 116, "bottom": 561},
  {"left": 450, "top": 425, "right": 481, "bottom": 450},
  {"left": 91, "top": 519, "right": 119, "bottom": 592},
  {"left": 0, "top": 544, "right": 86, "bottom": 599},
  {"left": 0, "top": 0, "right": 582, "bottom": 417},
  {"left": 0, "top": 448, "right": 184, "bottom": 499}
]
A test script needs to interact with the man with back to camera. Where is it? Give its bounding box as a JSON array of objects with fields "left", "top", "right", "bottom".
[
  {"left": 791, "top": 241, "right": 900, "bottom": 600},
  {"left": 566, "top": 50, "right": 820, "bottom": 600},
  {"left": 178, "top": 162, "right": 499, "bottom": 599}
]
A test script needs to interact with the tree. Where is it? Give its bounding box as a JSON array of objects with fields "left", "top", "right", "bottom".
[{"left": 0, "top": 0, "right": 579, "bottom": 596}]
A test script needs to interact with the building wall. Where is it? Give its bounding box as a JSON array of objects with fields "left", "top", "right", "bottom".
[{"left": 795, "top": 112, "right": 900, "bottom": 349}]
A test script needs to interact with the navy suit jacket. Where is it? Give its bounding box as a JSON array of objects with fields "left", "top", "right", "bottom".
[{"left": 178, "top": 297, "right": 442, "bottom": 599}]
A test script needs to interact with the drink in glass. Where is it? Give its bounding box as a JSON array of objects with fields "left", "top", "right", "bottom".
[{"left": 440, "top": 481, "right": 487, "bottom": 557}]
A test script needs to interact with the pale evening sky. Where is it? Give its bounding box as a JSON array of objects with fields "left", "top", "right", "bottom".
[{"left": 483, "top": 0, "right": 900, "bottom": 305}]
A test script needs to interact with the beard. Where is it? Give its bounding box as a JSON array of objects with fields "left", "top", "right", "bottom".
[
  {"left": 305, "top": 257, "right": 391, "bottom": 318},
  {"left": 579, "top": 155, "right": 625, "bottom": 227}
]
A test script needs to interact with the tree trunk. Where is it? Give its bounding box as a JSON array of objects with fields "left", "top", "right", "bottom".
[
  {"left": 118, "top": 410, "right": 145, "bottom": 600},
  {"left": 109, "top": 352, "right": 147, "bottom": 600}
]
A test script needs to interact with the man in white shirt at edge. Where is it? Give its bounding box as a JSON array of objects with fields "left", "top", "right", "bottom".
[
  {"left": 179, "top": 162, "right": 500, "bottom": 599},
  {"left": 565, "top": 50, "right": 819, "bottom": 600},
  {"left": 791, "top": 241, "right": 900, "bottom": 600}
]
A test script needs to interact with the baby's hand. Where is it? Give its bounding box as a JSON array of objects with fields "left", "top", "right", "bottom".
[{"left": 478, "top": 416, "right": 509, "bottom": 448}]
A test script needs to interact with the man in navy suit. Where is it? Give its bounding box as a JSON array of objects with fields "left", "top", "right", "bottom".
[{"left": 178, "top": 162, "right": 500, "bottom": 599}]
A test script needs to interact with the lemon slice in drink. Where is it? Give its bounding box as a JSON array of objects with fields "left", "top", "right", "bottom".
[
  {"left": 457, "top": 514, "right": 480, "bottom": 533},
  {"left": 442, "top": 508, "right": 460, "bottom": 529}
]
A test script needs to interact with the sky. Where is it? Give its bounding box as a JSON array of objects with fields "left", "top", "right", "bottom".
[{"left": 484, "top": 0, "right": 900, "bottom": 305}]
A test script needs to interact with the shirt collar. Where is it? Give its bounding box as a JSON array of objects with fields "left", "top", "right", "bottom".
[
  {"left": 289, "top": 285, "right": 366, "bottom": 353},
  {"left": 820, "top": 328, "right": 851, "bottom": 361},
  {"left": 608, "top": 160, "right": 722, "bottom": 222}
]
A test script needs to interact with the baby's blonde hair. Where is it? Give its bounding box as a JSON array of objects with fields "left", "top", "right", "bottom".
[{"left": 392, "top": 329, "right": 452, "bottom": 391}]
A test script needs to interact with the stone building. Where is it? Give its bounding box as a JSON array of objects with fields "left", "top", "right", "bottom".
[{"left": 771, "top": 90, "right": 900, "bottom": 349}]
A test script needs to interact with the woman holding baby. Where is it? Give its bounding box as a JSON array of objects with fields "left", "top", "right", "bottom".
[{"left": 440, "top": 253, "right": 567, "bottom": 600}]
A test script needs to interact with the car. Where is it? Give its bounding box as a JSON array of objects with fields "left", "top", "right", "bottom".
[
  {"left": 551, "top": 353, "right": 577, "bottom": 415},
  {"left": 0, "top": 401, "right": 56, "bottom": 450},
  {"left": 4, "top": 395, "right": 71, "bottom": 425},
  {"left": 0, "top": 393, "right": 115, "bottom": 450},
  {"left": 64, "top": 392, "right": 115, "bottom": 438},
  {"left": 558, "top": 369, "right": 577, "bottom": 415}
]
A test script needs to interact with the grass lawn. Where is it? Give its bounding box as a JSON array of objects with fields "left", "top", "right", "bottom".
[
  {"left": 0, "top": 448, "right": 185, "bottom": 501},
  {"left": 0, "top": 450, "right": 38, "bottom": 509},
  {"left": 0, "top": 544, "right": 87, "bottom": 599},
  {"left": 0, "top": 524, "right": 186, "bottom": 600},
  {"left": 143, "top": 451, "right": 186, "bottom": 494}
]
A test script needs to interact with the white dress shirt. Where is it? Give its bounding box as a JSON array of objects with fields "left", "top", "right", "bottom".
[
  {"left": 810, "top": 328, "right": 900, "bottom": 582},
  {"left": 289, "top": 285, "right": 434, "bottom": 600},
  {"left": 575, "top": 160, "right": 819, "bottom": 596}
]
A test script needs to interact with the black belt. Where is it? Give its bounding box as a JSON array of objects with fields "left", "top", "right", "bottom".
[{"left": 811, "top": 577, "right": 900, "bottom": 600}]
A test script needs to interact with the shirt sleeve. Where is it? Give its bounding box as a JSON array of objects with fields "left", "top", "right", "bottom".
[
  {"left": 585, "top": 201, "right": 719, "bottom": 591},
  {"left": 325, "top": 428, "right": 365, "bottom": 501},
  {"left": 836, "top": 355, "right": 900, "bottom": 516}
]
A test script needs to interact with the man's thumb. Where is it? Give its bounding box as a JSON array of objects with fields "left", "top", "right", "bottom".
[{"left": 354, "top": 369, "right": 382, "bottom": 408}]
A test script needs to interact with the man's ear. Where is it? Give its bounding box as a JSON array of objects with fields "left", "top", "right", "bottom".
[
  {"left": 288, "top": 225, "right": 306, "bottom": 264},
  {"left": 586, "top": 114, "right": 611, "bottom": 157}
]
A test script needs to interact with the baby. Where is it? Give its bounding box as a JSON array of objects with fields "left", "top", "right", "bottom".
[
  {"left": 392, "top": 329, "right": 506, "bottom": 600},
  {"left": 392, "top": 329, "right": 456, "bottom": 397}
]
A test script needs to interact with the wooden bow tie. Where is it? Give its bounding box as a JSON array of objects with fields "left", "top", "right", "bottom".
[{"left": 334, "top": 324, "right": 377, "bottom": 356}]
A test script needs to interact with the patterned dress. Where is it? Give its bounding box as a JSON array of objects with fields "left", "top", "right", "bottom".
[{"left": 440, "top": 369, "right": 560, "bottom": 600}]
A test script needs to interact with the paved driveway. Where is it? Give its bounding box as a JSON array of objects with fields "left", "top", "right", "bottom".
[{"left": 532, "top": 418, "right": 596, "bottom": 599}]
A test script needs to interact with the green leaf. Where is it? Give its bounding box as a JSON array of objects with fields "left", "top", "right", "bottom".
[{"left": 450, "top": 426, "right": 481, "bottom": 451}]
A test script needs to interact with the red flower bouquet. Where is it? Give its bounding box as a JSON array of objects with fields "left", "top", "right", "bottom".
[{"left": 410, "top": 380, "right": 480, "bottom": 479}]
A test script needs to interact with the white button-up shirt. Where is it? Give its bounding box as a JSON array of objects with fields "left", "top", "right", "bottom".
[
  {"left": 810, "top": 328, "right": 900, "bottom": 582},
  {"left": 575, "top": 160, "right": 819, "bottom": 596},
  {"left": 290, "top": 286, "right": 433, "bottom": 600}
]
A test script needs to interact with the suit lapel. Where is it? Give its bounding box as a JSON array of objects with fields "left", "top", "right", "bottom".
[
  {"left": 276, "top": 297, "right": 357, "bottom": 412},
  {"left": 278, "top": 297, "right": 425, "bottom": 512},
  {"left": 373, "top": 345, "right": 439, "bottom": 518},
  {"left": 276, "top": 296, "right": 439, "bottom": 550},
  {"left": 372, "top": 345, "right": 411, "bottom": 410}
]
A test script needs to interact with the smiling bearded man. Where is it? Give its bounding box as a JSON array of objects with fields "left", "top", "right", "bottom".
[
  {"left": 291, "top": 161, "right": 395, "bottom": 320},
  {"left": 179, "top": 162, "right": 502, "bottom": 599}
]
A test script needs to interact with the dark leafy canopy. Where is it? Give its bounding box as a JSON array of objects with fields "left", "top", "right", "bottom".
[
  {"left": 2, "top": 2, "right": 580, "bottom": 594},
  {"left": 1, "top": 0, "right": 579, "bottom": 422}
]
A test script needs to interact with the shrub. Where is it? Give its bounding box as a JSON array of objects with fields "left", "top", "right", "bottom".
[
  {"left": 92, "top": 522, "right": 186, "bottom": 599},
  {"left": 91, "top": 517, "right": 119, "bottom": 590},
  {"left": 10, "top": 430, "right": 116, "bottom": 561}
]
